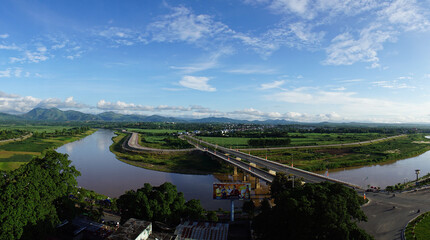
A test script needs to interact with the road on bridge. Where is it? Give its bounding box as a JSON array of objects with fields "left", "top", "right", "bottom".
[{"left": 185, "top": 135, "right": 360, "bottom": 189}]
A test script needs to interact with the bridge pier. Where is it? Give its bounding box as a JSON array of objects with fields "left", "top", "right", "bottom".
[
  {"left": 255, "top": 178, "right": 261, "bottom": 190},
  {"left": 233, "top": 167, "right": 238, "bottom": 176}
]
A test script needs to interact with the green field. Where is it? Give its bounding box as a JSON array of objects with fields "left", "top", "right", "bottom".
[
  {"left": 126, "top": 128, "right": 185, "bottom": 134},
  {"left": 405, "top": 212, "right": 430, "bottom": 240},
  {"left": 137, "top": 134, "right": 193, "bottom": 149},
  {"left": 0, "top": 128, "right": 96, "bottom": 171},
  {"left": 200, "top": 133, "right": 391, "bottom": 148},
  {"left": 0, "top": 124, "right": 74, "bottom": 133},
  {"left": 244, "top": 134, "right": 430, "bottom": 171},
  {"left": 110, "top": 133, "right": 232, "bottom": 174}
]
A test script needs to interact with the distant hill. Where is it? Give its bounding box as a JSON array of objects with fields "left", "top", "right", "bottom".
[
  {"left": 22, "top": 108, "right": 99, "bottom": 121},
  {"left": 4, "top": 107, "right": 429, "bottom": 126},
  {"left": 9, "top": 107, "right": 185, "bottom": 122},
  {"left": 0, "top": 112, "right": 24, "bottom": 122}
]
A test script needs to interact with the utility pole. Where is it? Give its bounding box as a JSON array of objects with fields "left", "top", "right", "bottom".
[{"left": 415, "top": 169, "right": 421, "bottom": 182}]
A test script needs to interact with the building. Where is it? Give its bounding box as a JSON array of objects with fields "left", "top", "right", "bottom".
[
  {"left": 174, "top": 221, "right": 229, "bottom": 240},
  {"left": 107, "top": 218, "right": 152, "bottom": 240}
]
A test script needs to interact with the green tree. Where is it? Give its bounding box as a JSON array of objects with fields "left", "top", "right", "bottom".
[
  {"left": 117, "top": 182, "right": 205, "bottom": 226},
  {"left": 0, "top": 151, "right": 80, "bottom": 240},
  {"left": 253, "top": 174, "right": 373, "bottom": 240}
]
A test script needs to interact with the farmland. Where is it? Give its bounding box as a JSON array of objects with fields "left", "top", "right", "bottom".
[
  {"left": 0, "top": 126, "right": 96, "bottom": 171},
  {"left": 199, "top": 133, "right": 392, "bottom": 148}
]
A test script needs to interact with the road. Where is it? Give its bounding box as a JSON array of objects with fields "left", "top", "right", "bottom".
[
  {"left": 0, "top": 133, "right": 33, "bottom": 144},
  {"left": 125, "top": 132, "right": 196, "bottom": 153},
  {"left": 359, "top": 189, "right": 430, "bottom": 240}
]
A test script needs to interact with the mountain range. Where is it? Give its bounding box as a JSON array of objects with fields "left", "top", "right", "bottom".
[{"left": 0, "top": 107, "right": 298, "bottom": 124}]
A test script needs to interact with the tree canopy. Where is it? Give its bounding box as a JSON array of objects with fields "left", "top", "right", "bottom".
[
  {"left": 0, "top": 151, "right": 80, "bottom": 240},
  {"left": 117, "top": 182, "right": 209, "bottom": 226},
  {"left": 253, "top": 173, "right": 373, "bottom": 240}
]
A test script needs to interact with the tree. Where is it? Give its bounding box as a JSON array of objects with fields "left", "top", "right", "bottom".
[
  {"left": 253, "top": 174, "right": 373, "bottom": 240},
  {"left": 242, "top": 200, "right": 255, "bottom": 218},
  {"left": 0, "top": 151, "right": 80, "bottom": 240},
  {"left": 117, "top": 182, "right": 206, "bottom": 226}
]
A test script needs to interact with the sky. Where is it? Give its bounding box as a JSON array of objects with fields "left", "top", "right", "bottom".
[{"left": 1, "top": 0, "right": 430, "bottom": 123}]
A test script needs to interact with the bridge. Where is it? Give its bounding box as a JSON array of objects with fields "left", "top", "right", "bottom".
[{"left": 184, "top": 135, "right": 361, "bottom": 189}]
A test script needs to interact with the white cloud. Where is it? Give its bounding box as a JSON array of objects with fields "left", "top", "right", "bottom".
[
  {"left": 332, "top": 87, "right": 346, "bottom": 91},
  {"left": 269, "top": 0, "right": 311, "bottom": 17},
  {"left": 96, "top": 26, "right": 146, "bottom": 46},
  {"left": 97, "top": 100, "right": 205, "bottom": 113},
  {"left": 0, "top": 44, "right": 20, "bottom": 50},
  {"left": 170, "top": 48, "right": 232, "bottom": 73},
  {"left": 14, "top": 68, "right": 22, "bottom": 77},
  {"left": 0, "top": 69, "right": 11, "bottom": 78},
  {"left": 0, "top": 68, "right": 26, "bottom": 78},
  {"left": 179, "top": 75, "right": 216, "bottom": 92},
  {"left": 36, "top": 96, "right": 88, "bottom": 109},
  {"left": 226, "top": 67, "right": 277, "bottom": 74},
  {"left": 372, "top": 77, "right": 415, "bottom": 89},
  {"left": 324, "top": 24, "right": 395, "bottom": 66},
  {"left": 97, "top": 100, "right": 154, "bottom": 111},
  {"left": 0, "top": 92, "right": 87, "bottom": 114},
  {"left": 260, "top": 80, "right": 285, "bottom": 90},
  {"left": 265, "top": 87, "right": 430, "bottom": 122},
  {"left": 0, "top": 33, "right": 9, "bottom": 39},
  {"left": 378, "top": 0, "right": 430, "bottom": 32},
  {"left": 148, "top": 5, "right": 230, "bottom": 43}
]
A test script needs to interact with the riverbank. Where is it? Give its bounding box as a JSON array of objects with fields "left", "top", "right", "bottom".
[
  {"left": 247, "top": 134, "right": 430, "bottom": 172},
  {"left": 0, "top": 128, "right": 97, "bottom": 171},
  {"left": 109, "top": 132, "right": 232, "bottom": 174}
]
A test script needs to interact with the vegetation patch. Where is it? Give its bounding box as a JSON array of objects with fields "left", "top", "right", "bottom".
[
  {"left": 0, "top": 154, "right": 34, "bottom": 162},
  {"left": 405, "top": 211, "right": 430, "bottom": 240},
  {"left": 111, "top": 132, "right": 232, "bottom": 174}
]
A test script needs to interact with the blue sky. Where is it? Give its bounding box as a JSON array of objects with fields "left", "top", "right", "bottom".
[{"left": 1, "top": 0, "right": 430, "bottom": 122}]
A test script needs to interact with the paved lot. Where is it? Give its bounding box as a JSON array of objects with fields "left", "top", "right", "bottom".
[{"left": 359, "top": 189, "right": 430, "bottom": 240}]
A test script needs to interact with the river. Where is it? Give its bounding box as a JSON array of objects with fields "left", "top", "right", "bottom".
[
  {"left": 56, "top": 129, "right": 269, "bottom": 210},
  {"left": 323, "top": 138, "right": 430, "bottom": 189}
]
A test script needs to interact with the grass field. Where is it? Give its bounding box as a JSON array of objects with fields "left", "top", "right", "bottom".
[
  {"left": 405, "top": 211, "right": 430, "bottom": 240},
  {"left": 137, "top": 134, "right": 193, "bottom": 149},
  {"left": 0, "top": 128, "right": 96, "bottom": 171},
  {"left": 244, "top": 134, "right": 430, "bottom": 171},
  {"left": 126, "top": 128, "right": 185, "bottom": 134},
  {"left": 110, "top": 132, "right": 232, "bottom": 174},
  {"left": 200, "top": 133, "right": 391, "bottom": 148}
]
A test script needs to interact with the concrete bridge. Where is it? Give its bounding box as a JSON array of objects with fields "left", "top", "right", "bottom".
[{"left": 185, "top": 135, "right": 361, "bottom": 189}]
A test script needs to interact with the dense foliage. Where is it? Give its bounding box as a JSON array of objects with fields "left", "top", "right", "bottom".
[
  {"left": 253, "top": 174, "right": 373, "bottom": 240},
  {"left": 0, "top": 129, "right": 29, "bottom": 141},
  {"left": 32, "top": 126, "right": 91, "bottom": 138},
  {"left": 0, "top": 151, "right": 80, "bottom": 240},
  {"left": 117, "top": 182, "right": 215, "bottom": 226}
]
